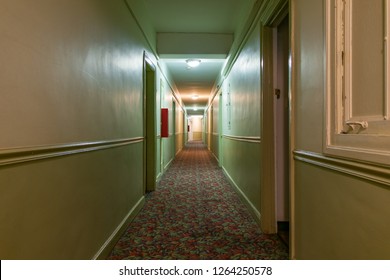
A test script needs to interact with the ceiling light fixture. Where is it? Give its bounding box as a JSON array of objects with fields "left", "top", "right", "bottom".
[
  {"left": 192, "top": 94, "right": 199, "bottom": 100},
  {"left": 186, "top": 59, "right": 201, "bottom": 68}
]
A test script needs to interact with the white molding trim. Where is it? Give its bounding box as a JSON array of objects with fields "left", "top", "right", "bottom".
[
  {"left": 222, "top": 167, "right": 262, "bottom": 228},
  {"left": 164, "top": 157, "right": 174, "bottom": 172},
  {"left": 294, "top": 150, "right": 390, "bottom": 187},
  {"left": 93, "top": 196, "right": 145, "bottom": 260},
  {"left": 0, "top": 137, "right": 144, "bottom": 167},
  {"left": 211, "top": 151, "right": 220, "bottom": 164},
  {"left": 222, "top": 134, "right": 261, "bottom": 143}
]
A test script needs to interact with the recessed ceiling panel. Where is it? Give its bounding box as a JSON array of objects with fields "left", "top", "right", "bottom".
[
  {"left": 157, "top": 33, "right": 233, "bottom": 56},
  {"left": 130, "top": 0, "right": 256, "bottom": 113},
  {"left": 143, "top": 0, "right": 254, "bottom": 33},
  {"left": 161, "top": 59, "right": 225, "bottom": 107}
]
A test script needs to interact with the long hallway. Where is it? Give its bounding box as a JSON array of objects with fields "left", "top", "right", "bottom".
[
  {"left": 108, "top": 142, "right": 288, "bottom": 260},
  {"left": 3, "top": 0, "right": 390, "bottom": 261}
]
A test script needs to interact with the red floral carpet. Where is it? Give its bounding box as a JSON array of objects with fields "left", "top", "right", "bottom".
[{"left": 107, "top": 141, "right": 288, "bottom": 260}]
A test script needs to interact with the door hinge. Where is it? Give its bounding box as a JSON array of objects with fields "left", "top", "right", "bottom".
[{"left": 274, "top": 89, "right": 281, "bottom": 99}]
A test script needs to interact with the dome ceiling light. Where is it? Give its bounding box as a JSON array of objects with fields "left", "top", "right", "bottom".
[{"left": 186, "top": 59, "right": 201, "bottom": 68}]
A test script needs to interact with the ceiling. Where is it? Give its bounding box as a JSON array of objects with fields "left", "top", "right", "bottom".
[{"left": 130, "top": 0, "right": 256, "bottom": 115}]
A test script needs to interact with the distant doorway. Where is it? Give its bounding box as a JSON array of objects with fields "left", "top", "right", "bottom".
[
  {"left": 260, "top": 2, "right": 290, "bottom": 244},
  {"left": 143, "top": 54, "right": 157, "bottom": 193},
  {"left": 274, "top": 15, "right": 290, "bottom": 246},
  {"left": 188, "top": 118, "right": 193, "bottom": 141},
  {"left": 188, "top": 116, "right": 203, "bottom": 142},
  {"left": 172, "top": 100, "right": 176, "bottom": 155}
]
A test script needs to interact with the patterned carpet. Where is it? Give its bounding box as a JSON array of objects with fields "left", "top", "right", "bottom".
[{"left": 107, "top": 141, "right": 288, "bottom": 260}]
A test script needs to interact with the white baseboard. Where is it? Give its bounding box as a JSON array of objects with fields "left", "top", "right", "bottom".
[
  {"left": 221, "top": 167, "right": 262, "bottom": 227},
  {"left": 93, "top": 196, "right": 145, "bottom": 259}
]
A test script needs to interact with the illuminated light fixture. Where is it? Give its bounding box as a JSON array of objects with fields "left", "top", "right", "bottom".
[
  {"left": 186, "top": 59, "right": 201, "bottom": 68},
  {"left": 192, "top": 94, "right": 199, "bottom": 100}
]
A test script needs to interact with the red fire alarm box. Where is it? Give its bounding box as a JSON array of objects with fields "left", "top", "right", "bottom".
[{"left": 161, "top": 108, "right": 169, "bottom": 138}]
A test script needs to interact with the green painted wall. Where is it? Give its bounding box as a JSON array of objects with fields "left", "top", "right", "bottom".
[
  {"left": 206, "top": 21, "right": 262, "bottom": 218},
  {"left": 295, "top": 161, "right": 390, "bottom": 259},
  {"left": 222, "top": 140, "right": 261, "bottom": 212},
  {"left": 0, "top": 0, "right": 178, "bottom": 259},
  {"left": 211, "top": 94, "right": 220, "bottom": 161},
  {"left": 206, "top": 0, "right": 390, "bottom": 259},
  {"left": 292, "top": 0, "right": 390, "bottom": 259}
]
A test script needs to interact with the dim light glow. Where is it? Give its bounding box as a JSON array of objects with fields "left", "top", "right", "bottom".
[{"left": 186, "top": 59, "right": 201, "bottom": 68}]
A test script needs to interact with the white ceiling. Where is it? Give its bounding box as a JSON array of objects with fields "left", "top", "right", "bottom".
[{"left": 131, "top": 0, "right": 256, "bottom": 114}]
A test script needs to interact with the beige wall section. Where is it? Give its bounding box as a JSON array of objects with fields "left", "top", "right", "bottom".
[
  {"left": 192, "top": 132, "right": 203, "bottom": 141},
  {"left": 189, "top": 116, "right": 203, "bottom": 141},
  {"left": 292, "top": 0, "right": 390, "bottom": 259},
  {"left": 211, "top": 94, "right": 220, "bottom": 160},
  {"left": 206, "top": 109, "right": 212, "bottom": 146},
  {"left": 0, "top": 0, "right": 177, "bottom": 259},
  {"left": 175, "top": 106, "right": 185, "bottom": 154}
]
